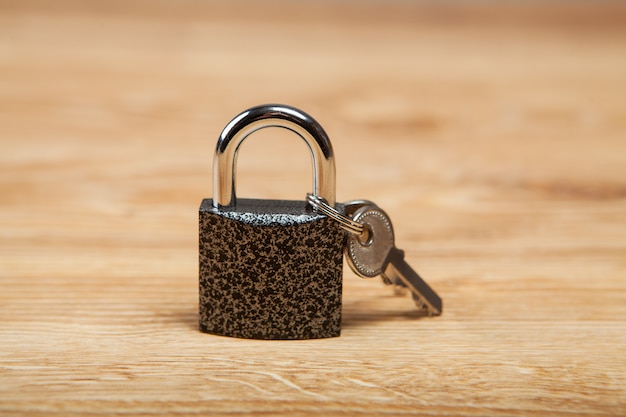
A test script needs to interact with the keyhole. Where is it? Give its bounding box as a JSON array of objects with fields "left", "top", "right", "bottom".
[{"left": 359, "top": 224, "right": 374, "bottom": 246}]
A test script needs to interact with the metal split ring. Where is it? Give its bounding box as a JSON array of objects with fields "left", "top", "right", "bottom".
[{"left": 306, "top": 194, "right": 365, "bottom": 236}]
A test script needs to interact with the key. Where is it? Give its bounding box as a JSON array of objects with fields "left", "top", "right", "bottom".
[
  {"left": 306, "top": 194, "right": 440, "bottom": 312},
  {"left": 343, "top": 200, "right": 406, "bottom": 291},
  {"left": 345, "top": 204, "right": 442, "bottom": 316}
]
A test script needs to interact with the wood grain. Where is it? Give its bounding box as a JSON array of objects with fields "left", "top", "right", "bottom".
[{"left": 1, "top": 1, "right": 625, "bottom": 415}]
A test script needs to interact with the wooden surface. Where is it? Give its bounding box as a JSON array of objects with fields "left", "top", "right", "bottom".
[{"left": 1, "top": 1, "right": 626, "bottom": 415}]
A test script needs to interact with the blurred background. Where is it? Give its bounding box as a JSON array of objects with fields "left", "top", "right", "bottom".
[
  {"left": 2, "top": 0, "right": 625, "bottom": 290},
  {"left": 1, "top": 0, "right": 625, "bottom": 313}
]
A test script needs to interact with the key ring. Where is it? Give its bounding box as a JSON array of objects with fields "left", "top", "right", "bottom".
[{"left": 306, "top": 194, "right": 365, "bottom": 236}]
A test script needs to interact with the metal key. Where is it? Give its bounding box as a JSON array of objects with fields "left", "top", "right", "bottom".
[
  {"left": 343, "top": 199, "right": 405, "bottom": 291},
  {"left": 345, "top": 204, "right": 443, "bottom": 316},
  {"left": 306, "top": 194, "right": 442, "bottom": 315}
]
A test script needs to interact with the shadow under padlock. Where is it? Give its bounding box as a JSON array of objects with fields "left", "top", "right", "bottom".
[{"left": 199, "top": 104, "right": 344, "bottom": 340}]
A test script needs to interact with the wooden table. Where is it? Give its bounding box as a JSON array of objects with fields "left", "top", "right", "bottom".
[{"left": 1, "top": 1, "right": 625, "bottom": 415}]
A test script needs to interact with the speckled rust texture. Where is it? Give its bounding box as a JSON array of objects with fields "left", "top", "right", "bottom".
[{"left": 199, "top": 198, "right": 344, "bottom": 340}]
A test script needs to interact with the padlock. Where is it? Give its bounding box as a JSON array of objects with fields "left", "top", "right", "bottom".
[{"left": 199, "top": 104, "right": 344, "bottom": 340}]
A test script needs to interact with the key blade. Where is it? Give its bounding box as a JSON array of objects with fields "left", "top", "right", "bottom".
[{"left": 384, "top": 248, "right": 443, "bottom": 316}]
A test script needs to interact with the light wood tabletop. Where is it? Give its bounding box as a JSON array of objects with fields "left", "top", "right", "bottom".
[{"left": 1, "top": 1, "right": 625, "bottom": 415}]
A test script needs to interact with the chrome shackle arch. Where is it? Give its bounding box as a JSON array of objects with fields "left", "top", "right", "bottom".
[{"left": 213, "top": 104, "right": 336, "bottom": 208}]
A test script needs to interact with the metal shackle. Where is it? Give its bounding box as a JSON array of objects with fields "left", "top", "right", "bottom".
[{"left": 213, "top": 104, "right": 336, "bottom": 208}]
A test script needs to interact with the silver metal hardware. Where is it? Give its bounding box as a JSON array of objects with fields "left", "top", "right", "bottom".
[
  {"left": 214, "top": 104, "right": 336, "bottom": 208},
  {"left": 342, "top": 199, "right": 378, "bottom": 217},
  {"left": 306, "top": 194, "right": 364, "bottom": 236},
  {"left": 346, "top": 204, "right": 443, "bottom": 316}
]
